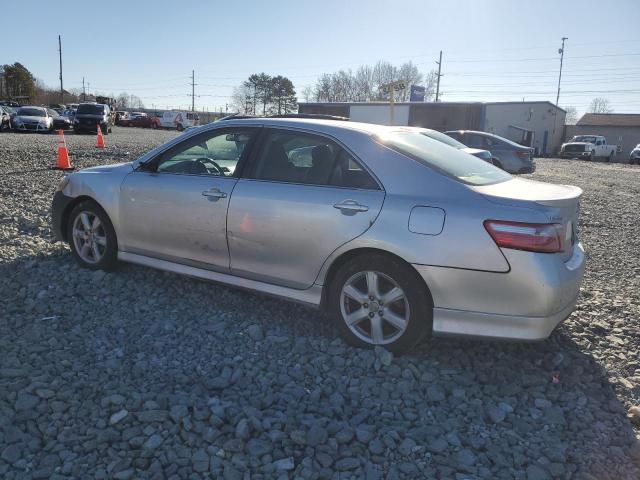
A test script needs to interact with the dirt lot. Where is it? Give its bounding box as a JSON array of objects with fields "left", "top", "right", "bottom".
[{"left": 1, "top": 128, "right": 639, "bottom": 479}]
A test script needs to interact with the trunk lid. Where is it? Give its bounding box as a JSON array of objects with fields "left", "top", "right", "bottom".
[{"left": 473, "top": 177, "right": 582, "bottom": 260}]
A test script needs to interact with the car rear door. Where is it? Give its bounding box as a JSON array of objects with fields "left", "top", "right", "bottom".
[
  {"left": 226, "top": 128, "right": 385, "bottom": 289},
  {"left": 119, "top": 127, "right": 259, "bottom": 270}
]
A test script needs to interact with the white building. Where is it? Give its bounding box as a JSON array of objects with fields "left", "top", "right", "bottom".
[{"left": 298, "top": 101, "right": 567, "bottom": 155}]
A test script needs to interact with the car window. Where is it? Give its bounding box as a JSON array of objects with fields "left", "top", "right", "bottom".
[
  {"left": 155, "top": 129, "right": 256, "bottom": 176},
  {"left": 421, "top": 129, "right": 466, "bottom": 149},
  {"left": 376, "top": 130, "right": 512, "bottom": 186},
  {"left": 464, "top": 133, "right": 487, "bottom": 149},
  {"left": 248, "top": 130, "right": 379, "bottom": 189},
  {"left": 444, "top": 131, "right": 463, "bottom": 142},
  {"left": 77, "top": 104, "right": 105, "bottom": 115},
  {"left": 17, "top": 107, "right": 46, "bottom": 117}
]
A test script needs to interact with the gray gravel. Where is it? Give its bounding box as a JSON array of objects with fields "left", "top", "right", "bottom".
[{"left": 1, "top": 127, "right": 639, "bottom": 479}]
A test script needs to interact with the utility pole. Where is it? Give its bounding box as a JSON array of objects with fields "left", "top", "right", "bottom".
[
  {"left": 435, "top": 50, "right": 443, "bottom": 102},
  {"left": 190, "top": 70, "right": 195, "bottom": 112},
  {"left": 82, "top": 77, "right": 86, "bottom": 101},
  {"left": 58, "top": 35, "right": 64, "bottom": 104},
  {"left": 553, "top": 37, "right": 568, "bottom": 135}
]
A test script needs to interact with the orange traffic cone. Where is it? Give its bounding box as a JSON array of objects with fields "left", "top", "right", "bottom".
[
  {"left": 96, "top": 124, "right": 105, "bottom": 149},
  {"left": 53, "top": 130, "right": 73, "bottom": 170}
]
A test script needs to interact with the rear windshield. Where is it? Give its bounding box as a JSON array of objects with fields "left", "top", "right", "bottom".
[
  {"left": 376, "top": 130, "right": 512, "bottom": 186},
  {"left": 77, "top": 104, "right": 106, "bottom": 115},
  {"left": 420, "top": 129, "right": 467, "bottom": 149},
  {"left": 17, "top": 107, "right": 46, "bottom": 117}
]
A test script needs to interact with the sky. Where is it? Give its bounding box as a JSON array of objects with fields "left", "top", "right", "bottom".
[{"left": 2, "top": 0, "right": 640, "bottom": 116}]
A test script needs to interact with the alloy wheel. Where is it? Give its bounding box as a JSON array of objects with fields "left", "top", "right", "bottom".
[
  {"left": 72, "top": 211, "right": 107, "bottom": 264},
  {"left": 340, "top": 270, "right": 410, "bottom": 345}
]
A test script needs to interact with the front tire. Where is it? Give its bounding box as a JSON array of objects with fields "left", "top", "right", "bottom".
[
  {"left": 329, "top": 253, "right": 432, "bottom": 353},
  {"left": 67, "top": 200, "right": 118, "bottom": 271}
]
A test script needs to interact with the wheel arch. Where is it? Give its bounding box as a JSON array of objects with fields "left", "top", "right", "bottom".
[
  {"left": 319, "top": 247, "right": 433, "bottom": 310},
  {"left": 60, "top": 195, "right": 108, "bottom": 242}
]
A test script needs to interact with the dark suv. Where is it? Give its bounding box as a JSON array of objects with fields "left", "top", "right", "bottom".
[{"left": 73, "top": 103, "right": 113, "bottom": 135}]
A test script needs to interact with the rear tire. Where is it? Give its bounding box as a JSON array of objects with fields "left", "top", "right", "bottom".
[
  {"left": 606, "top": 153, "right": 612, "bottom": 163},
  {"left": 67, "top": 200, "right": 118, "bottom": 271},
  {"left": 329, "top": 253, "right": 432, "bottom": 354},
  {"left": 176, "top": 123, "right": 184, "bottom": 131}
]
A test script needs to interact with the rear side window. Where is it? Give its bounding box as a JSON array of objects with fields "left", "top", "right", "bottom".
[
  {"left": 376, "top": 131, "right": 511, "bottom": 186},
  {"left": 247, "top": 130, "right": 379, "bottom": 189}
]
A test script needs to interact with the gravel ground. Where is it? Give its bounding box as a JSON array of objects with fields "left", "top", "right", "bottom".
[{"left": 1, "top": 128, "right": 639, "bottom": 479}]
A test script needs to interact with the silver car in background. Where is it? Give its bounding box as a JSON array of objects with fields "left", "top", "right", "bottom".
[
  {"left": 11, "top": 106, "right": 55, "bottom": 133},
  {"left": 445, "top": 130, "right": 535, "bottom": 174},
  {"left": 51, "top": 118, "right": 585, "bottom": 352},
  {"left": 629, "top": 144, "right": 640, "bottom": 165},
  {"left": 419, "top": 128, "right": 495, "bottom": 165}
]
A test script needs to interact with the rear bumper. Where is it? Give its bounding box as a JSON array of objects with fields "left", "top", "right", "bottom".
[
  {"left": 413, "top": 243, "right": 585, "bottom": 340},
  {"left": 51, "top": 191, "right": 74, "bottom": 242}
]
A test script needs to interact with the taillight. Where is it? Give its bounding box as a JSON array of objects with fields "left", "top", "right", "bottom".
[
  {"left": 484, "top": 220, "right": 563, "bottom": 253},
  {"left": 516, "top": 150, "right": 531, "bottom": 159}
]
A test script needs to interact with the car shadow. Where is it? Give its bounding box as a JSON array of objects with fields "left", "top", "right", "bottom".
[{"left": 1, "top": 249, "right": 638, "bottom": 479}]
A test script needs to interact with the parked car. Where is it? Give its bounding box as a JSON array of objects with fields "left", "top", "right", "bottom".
[
  {"left": 47, "top": 108, "right": 73, "bottom": 130},
  {"left": 51, "top": 117, "right": 585, "bottom": 352},
  {"left": 159, "top": 110, "right": 199, "bottom": 131},
  {"left": 62, "top": 108, "right": 76, "bottom": 121},
  {"left": 115, "top": 111, "right": 130, "bottom": 126},
  {"left": 73, "top": 103, "right": 113, "bottom": 135},
  {"left": 630, "top": 144, "right": 640, "bottom": 164},
  {"left": 419, "top": 128, "right": 495, "bottom": 164},
  {"left": 11, "top": 106, "right": 54, "bottom": 132},
  {"left": 560, "top": 135, "right": 617, "bottom": 162},
  {"left": 129, "top": 113, "right": 160, "bottom": 129},
  {"left": 445, "top": 130, "right": 535, "bottom": 173},
  {"left": 119, "top": 112, "right": 146, "bottom": 127},
  {"left": 0, "top": 106, "right": 12, "bottom": 131}
]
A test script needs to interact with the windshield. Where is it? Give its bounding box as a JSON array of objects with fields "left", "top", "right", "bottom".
[
  {"left": 77, "top": 104, "right": 105, "bottom": 115},
  {"left": 376, "top": 130, "right": 511, "bottom": 186},
  {"left": 17, "top": 107, "right": 46, "bottom": 117},
  {"left": 572, "top": 135, "right": 597, "bottom": 143},
  {"left": 420, "top": 129, "right": 467, "bottom": 149}
]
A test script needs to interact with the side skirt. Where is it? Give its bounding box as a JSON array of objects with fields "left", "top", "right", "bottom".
[{"left": 118, "top": 251, "right": 323, "bottom": 308}]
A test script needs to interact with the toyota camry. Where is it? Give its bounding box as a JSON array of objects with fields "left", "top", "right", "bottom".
[{"left": 51, "top": 117, "right": 585, "bottom": 352}]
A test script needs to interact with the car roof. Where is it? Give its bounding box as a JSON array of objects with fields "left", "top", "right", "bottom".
[{"left": 214, "top": 117, "right": 402, "bottom": 136}]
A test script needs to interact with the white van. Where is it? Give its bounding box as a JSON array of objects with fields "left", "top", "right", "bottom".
[{"left": 159, "top": 111, "right": 200, "bottom": 131}]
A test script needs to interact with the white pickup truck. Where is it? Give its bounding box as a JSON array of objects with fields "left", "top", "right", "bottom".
[{"left": 560, "top": 135, "right": 617, "bottom": 162}]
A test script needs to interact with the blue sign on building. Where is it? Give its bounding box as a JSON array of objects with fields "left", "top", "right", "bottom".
[{"left": 409, "top": 85, "right": 426, "bottom": 102}]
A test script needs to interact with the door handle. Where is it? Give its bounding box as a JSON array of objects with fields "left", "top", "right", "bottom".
[
  {"left": 333, "top": 199, "right": 369, "bottom": 213},
  {"left": 202, "top": 188, "right": 227, "bottom": 199}
]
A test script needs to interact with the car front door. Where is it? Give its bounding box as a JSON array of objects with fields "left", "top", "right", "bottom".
[
  {"left": 226, "top": 128, "right": 385, "bottom": 289},
  {"left": 119, "top": 127, "right": 259, "bottom": 270}
]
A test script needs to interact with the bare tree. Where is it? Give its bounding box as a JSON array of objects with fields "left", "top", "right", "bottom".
[
  {"left": 588, "top": 97, "right": 613, "bottom": 114},
  {"left": 300, "top": 85, "right": 313, "bottom": 103},
  {"left": 230, "top": 84, "right": 253, "bottom": 113},
  {"left": 395, "top": 62, "right": 422, "bottom": 101},
  {"left": 311, "top": 60, "right": 438, "bottom": 103},
  {"left": 564, "top": 106, "right": 579, "bottom": 125}
]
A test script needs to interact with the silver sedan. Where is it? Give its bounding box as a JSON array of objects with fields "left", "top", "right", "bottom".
[{"left": 51, "top": 118, "right": 585, "bottom": 352}]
